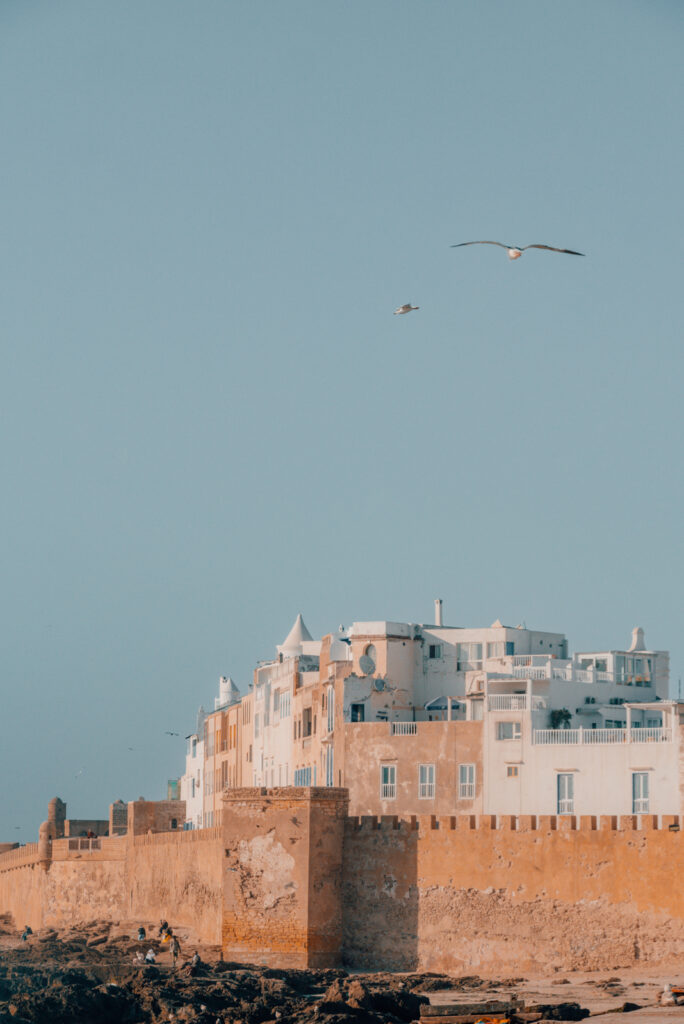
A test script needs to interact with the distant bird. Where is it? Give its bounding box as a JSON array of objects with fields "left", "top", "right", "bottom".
[
  {"left": 165, "top": 731, "right": 179, "bottom": 737},
  {"left": 451, "top": 241, "right": 584, "bottom": 260},
  {"left": 394, "top": 304, "right": 419, "bottom": 315},
  {"left": 74, "top": 768, "right": 85, "bottom": 779}
]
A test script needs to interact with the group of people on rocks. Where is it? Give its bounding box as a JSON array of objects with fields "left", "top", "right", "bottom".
[{"left": 135, "top": 919, "right": 201, "bottom": 971}]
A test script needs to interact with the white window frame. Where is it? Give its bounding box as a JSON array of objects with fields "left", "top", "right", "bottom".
[
  {"left": 418, "top": 763, "right": 435, "bottom": 799},
  {"left": 632, "top": 772, "right": 649, "bottom": 814},
  {"left": 496, "top": 721, "right": 521, "bottom": 740},
  {"left": 327, "top": 685, "right": 335, "bottom": 733},
  {"left": 459, "top": 763, "right": 475, "bottom": 799},
  {"left": 381, "top": 764, "right": 396, "bottom": 800},
  {"left": 557, "top": 772, "right": 574, "bottom": 814}
]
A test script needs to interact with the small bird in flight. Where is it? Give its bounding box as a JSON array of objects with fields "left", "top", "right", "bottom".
[
  {"left": 394, "top": 304, "right": 419, "bottom": 314},
  {"left": 165, "top": 731, "right": 179, "bottom": 736},
  {"left": 451, "top": 241, "right": 584, "bottom": 260}
]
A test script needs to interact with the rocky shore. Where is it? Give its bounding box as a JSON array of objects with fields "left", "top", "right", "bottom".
[{"left": 0, "top": 918, "right": 675, "bottom": 1024}]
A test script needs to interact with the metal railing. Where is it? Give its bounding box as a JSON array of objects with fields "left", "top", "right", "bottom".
[
  {"left": 459, "top": 783, "right": 476, "bottom": 799},
  {"left": 390, "top": 722, "right": 417, "bottom": 735},
  {"left": 419, "top": 782, "right": 435, "bottom": 799},
  {"left": 381, "top": 783, "right": 396, "bottom": 799}
]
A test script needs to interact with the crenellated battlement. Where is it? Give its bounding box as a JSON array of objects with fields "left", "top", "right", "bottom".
[{"left": 345, "top": 812, "right": 682, "bottom": 832}]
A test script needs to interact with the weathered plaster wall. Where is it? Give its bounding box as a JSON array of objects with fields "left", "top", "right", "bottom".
[
  {"left": 344, "top": 722, "right": 483, "bottom": 817},
  {"left": 342, "top": 813, "right": 684, "bottom": 973},
  {"left": 222, "top": 788, "right": 348, "bottom": 968}
]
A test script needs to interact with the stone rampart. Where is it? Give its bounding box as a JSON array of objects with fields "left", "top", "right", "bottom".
[
  {"left": 343, "top": 812, "right": 684, "bottom": 972},
  {"left": 4, "top": 800, "right": 684, "bottom": 973}
]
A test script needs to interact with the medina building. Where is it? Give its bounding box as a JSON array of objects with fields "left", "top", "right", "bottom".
[{"left": 181, "top": 606, "right": 678, "bottom": 825}]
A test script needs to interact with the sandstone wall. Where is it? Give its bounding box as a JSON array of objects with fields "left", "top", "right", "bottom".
[
  {"left": 342, "top": 813, "right": 684, "bottom": 973},
  {"left": 0, "top": 846, "right": 45, "bottom": 931},
  {"left": 126, "top": 827, "right": 223, "bottom": 942},
  {"left": 5, "top": 797, "right": 684, "bottom": 975},
  {"left": 222, "top": 788, "right": 348, "bottom": 968},
  {"left": 0, "top": 830, "right": 222, "bottom": 942}
]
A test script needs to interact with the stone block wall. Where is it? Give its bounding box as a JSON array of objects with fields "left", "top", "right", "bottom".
[
  {"left": 222, "top": 788, "right": 348, "bottom": 968},
  {"left": 342, "top": 812, "right": 684, "bottom": 972},
  {"left": 5, "top": 796, "right": 684, "bottom": 974}
]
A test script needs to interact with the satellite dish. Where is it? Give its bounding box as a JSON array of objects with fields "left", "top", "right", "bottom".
[
  {"left": 359, "top": 655, "right": 374, "bottom": 675},
  {"left": 372, "top": 678, "right": 385, "bottom": 692}
]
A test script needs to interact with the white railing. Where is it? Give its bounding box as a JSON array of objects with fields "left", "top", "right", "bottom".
[
  {"left": 511, "top": 667, "right": 550, "bottom": 680},
  {"left": 390, "top": 722, "right": 417, "bottom": 735},
  {"left": 381, "top": 783, "right": 396, "bottom": 799},
  {"left": 487, "top": 695, "right": 547, "bottom": 711},
  {"left": 557, "top": 800, "right": 574, "bottom": 814},
  {"left": 511, "top": 655, "right": 550, "bottom": 667},
  {"left": 459, "top": 783, "right": 475, "bottom": 799},
  {"left": 488, "top": 694, "right": 527, "bottom": 711},
  {"left": 419, "top": 782, "right": 435, "bottom": 799},
  {"left": 534, "top": 727, "right": 672, "bottom": 746}
]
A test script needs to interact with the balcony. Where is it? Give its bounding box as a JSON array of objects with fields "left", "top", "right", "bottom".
[
  {"left": 381, "top": 783, "right": 396, "bottom": 799},
  {"left": 390, "top": 722, "right": 417, "bottom": 735},
  {"left": 487, "top": 695, "right": 547, "bottom": 711},
  {"left": 533, "top": 726, "right": 672, "bottom": 746}
]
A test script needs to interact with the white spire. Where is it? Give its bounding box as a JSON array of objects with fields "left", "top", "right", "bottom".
[{"left": 277, "top": 613, "right": 313, "bottom": 657}]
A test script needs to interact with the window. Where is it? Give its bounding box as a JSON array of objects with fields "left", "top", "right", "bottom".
[
  {"left": 506, "top": 765, "right": 519, "bottom": 778},
  {"left": 325, "top": 746, "right": 334, "bottom": 787},
  {"left": 294, "top": 766, "right": 312, "bottom": 786},
  {"left": 557, "top": 773, "right": 574, "bottom": 814},
  {"left": 496, "top": 721, "right": 521, "bottom": 740},
  {"left": 254, "top": 714, "right": 261, "bottom": 738},
  {"left": 456, "top": 642, "right": 483, "bottom": 670},
  {"left": 486, "top": 641, "right": 516, "bottom": 658},
  {"left": 327, "top": 686, "right": 335, "bottom": 733},
  {"left": 350, "top": 703, "right": 365, "bottom": 722},
  {"left": 191, "top": 738, "right": 197, "bottom": 758},
  {"left": 632, "top": 772, "right": 649, "bottom": 813},
  {"left": 646, "top": 718, "right": 661, "bottom": 729},
  {"left": 428, "top": 644, "right": 442, "bottom": 660},
  {"left": 381, "top": 764, "right": 396, "bottom": 799},
  {"left": 419, "top": 763, "right": 435, "bottom": 798},
  {"left": 273, "top": 690, "right": 280, "bottom": 718},
  {"left": 303, "top": 707, "right": 313, "bottom": 737},
  {"left": 459, "top": 763, "right": 475, "bottom": 799}
]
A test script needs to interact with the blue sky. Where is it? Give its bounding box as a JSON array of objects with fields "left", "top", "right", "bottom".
[{"left": 1, "top": 1, "right": 682, "bottom": 835}]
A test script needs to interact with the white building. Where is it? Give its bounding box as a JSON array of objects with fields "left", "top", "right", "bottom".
[{"left": 179, "top": 706, "right": 205, "bottom": 829}]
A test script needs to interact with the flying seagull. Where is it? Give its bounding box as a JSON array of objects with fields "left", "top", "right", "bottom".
[
  {"left": 394, "top": 304, "right": 419, "bottom": 314},
  {"left": 451, "top": 241, "right": 584, "bottom": 260}
]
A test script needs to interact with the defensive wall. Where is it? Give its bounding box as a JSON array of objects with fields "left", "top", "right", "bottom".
[{"left": 4, "top": 790, "right": 684, "bottom": 973}]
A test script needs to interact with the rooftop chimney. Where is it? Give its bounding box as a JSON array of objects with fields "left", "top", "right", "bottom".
[
  {"left": 629, "top": 626, "right": 645, "bottom": 652},
  {"left": 434, "top": 598, "right": 443, "bottom": 627}
]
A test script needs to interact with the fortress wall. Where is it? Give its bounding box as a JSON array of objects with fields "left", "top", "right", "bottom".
[
  {"left": 42, "top": 859, "right": 127, "bottom": 927},
  {"left": 0, "top": 856, "right": 47, "bottom": 932},
  {"left": 0, "top": 829, "right": 222, "bottom": 941},
  {"left": 126, "top": 827, "right": 223, "bottom": 943},
  {"left": 342, "top": 813, "right": 684, "bottom": 973}
]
